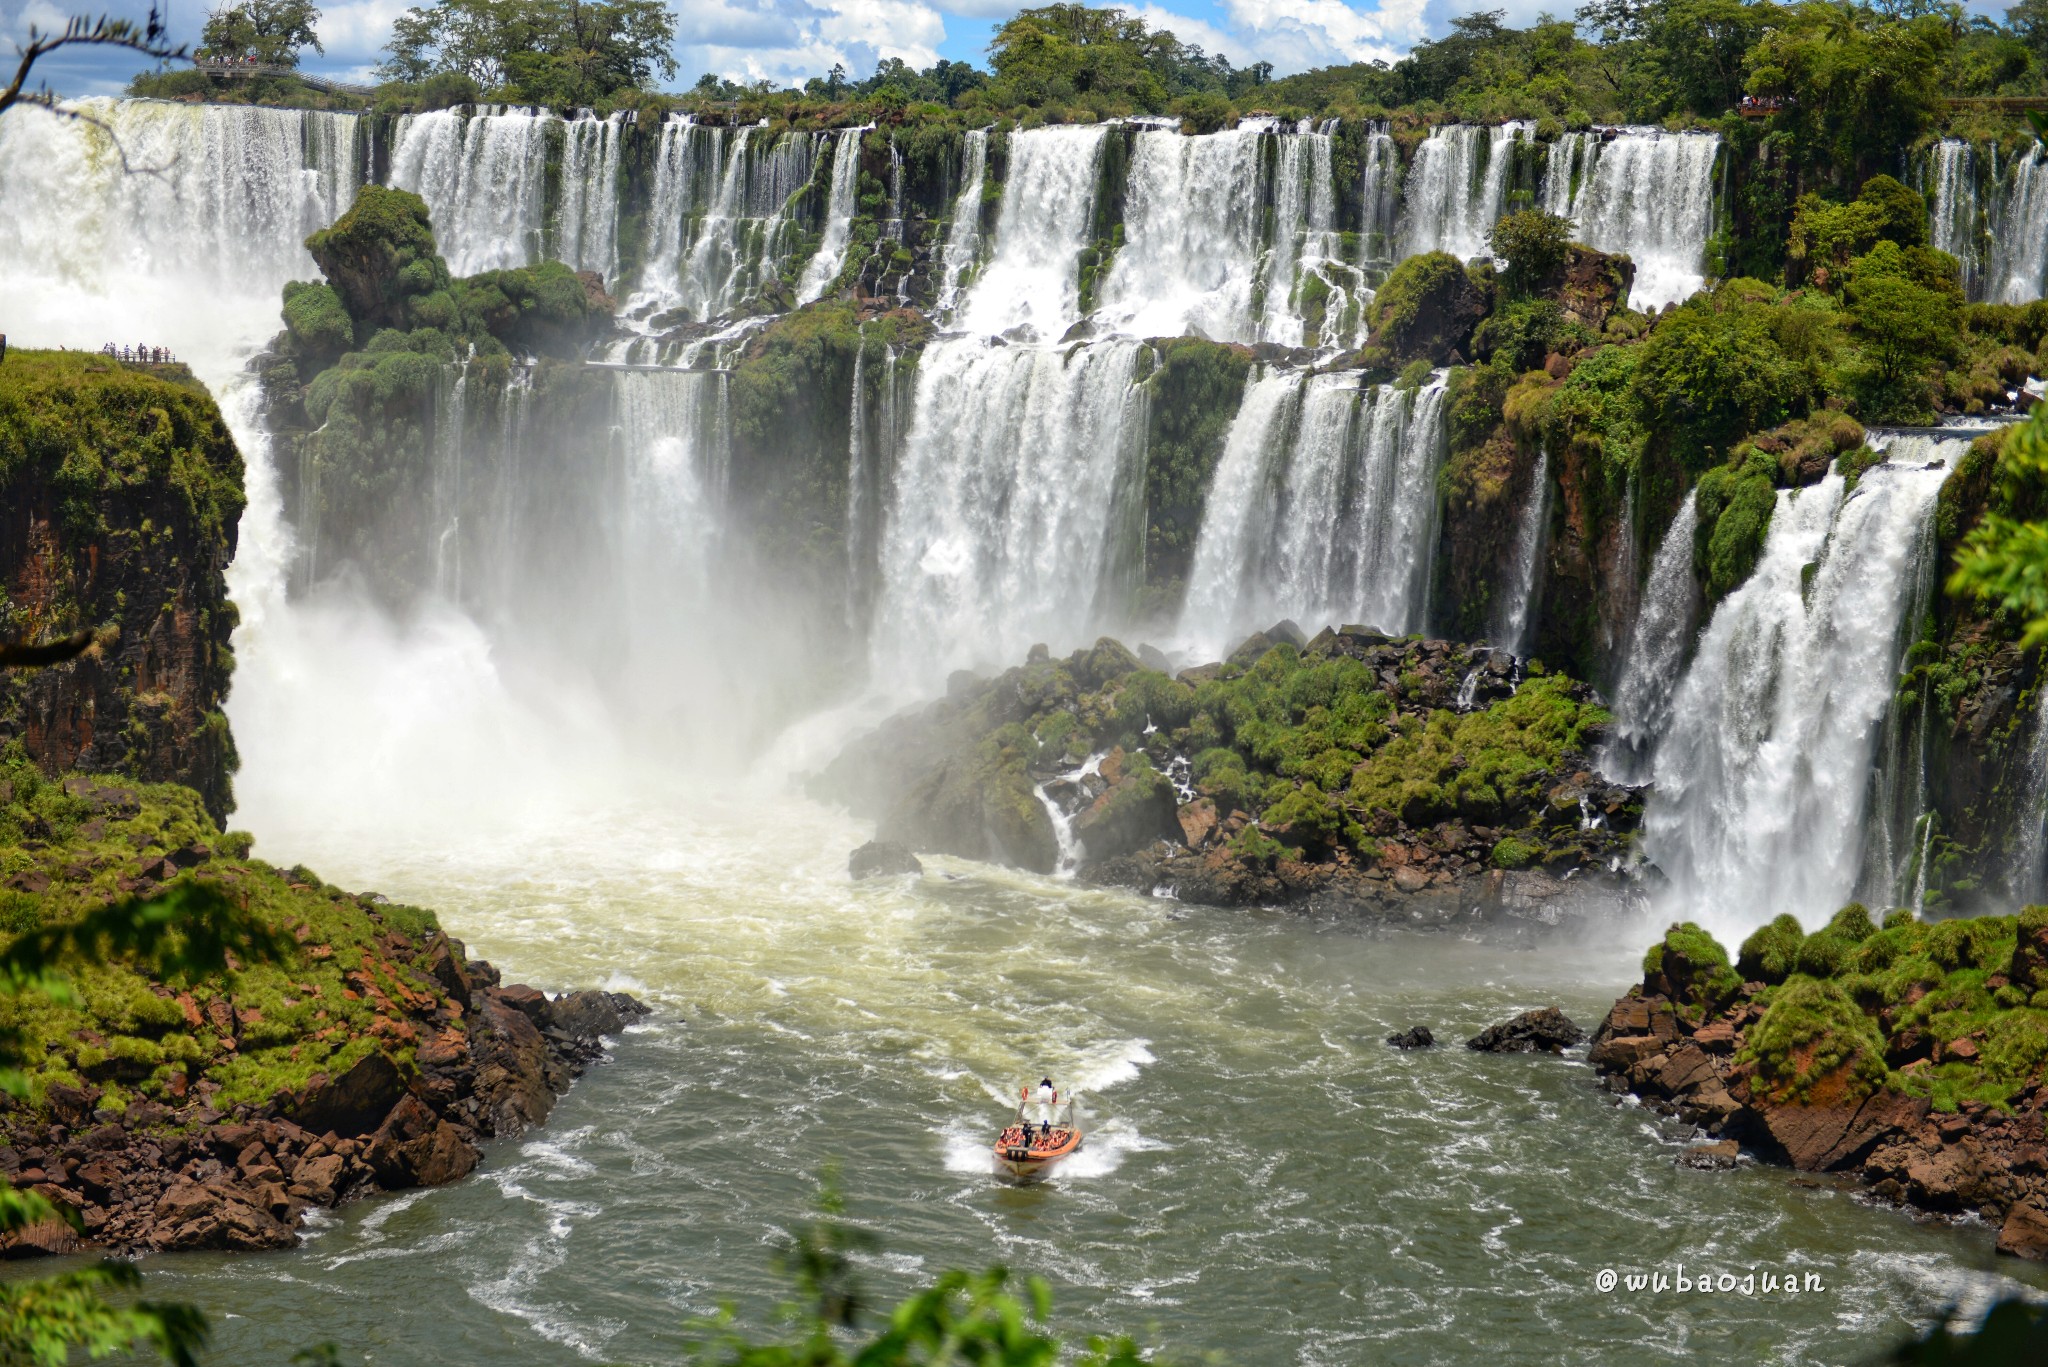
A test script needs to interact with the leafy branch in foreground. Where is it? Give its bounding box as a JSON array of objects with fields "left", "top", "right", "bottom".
[
  {"left": 1949, "top": 400, "right": 2048, "bottom": 648},
  {"left": 685, "top": 1181, "right": 1175, "bottom": 1366},
  {"left": 3, "top": 14, "right": 187, "bottom": 119}
]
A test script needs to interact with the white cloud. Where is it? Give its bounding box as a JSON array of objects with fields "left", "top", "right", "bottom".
[
  {"left": 316, "top": 0, "right": 414, "bottom": 63},
  {"left": 681, "top": 0, "right": 946, "bottom": 85},
  {"left": 1125, "top": 4, "right": 1237, "bottom": 59},
  {"left": 1217, "top": 0, "right": 1433, "bottom": 72}
]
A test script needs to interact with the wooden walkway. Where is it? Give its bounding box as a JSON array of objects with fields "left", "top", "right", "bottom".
[{"left": 192, "top": 61, "right": 377, "bottom": 99}]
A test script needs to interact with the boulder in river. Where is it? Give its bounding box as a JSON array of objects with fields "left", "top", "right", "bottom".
[
  {"left": 1466, "top": 1007, "right": 1585, "bottom": 1054},
  {"left": 850, "top": 840, "right": 924, "bottom": 878},
  {"left": 1386, "top": 1026, "right": 1436, "bottom": 1049}
]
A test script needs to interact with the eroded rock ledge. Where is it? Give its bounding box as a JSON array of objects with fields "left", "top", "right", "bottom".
[
  {"left": 3, "top": 967, "right": 645, "bottom": 1255},
  {"left": 0, "top": 761, "right": 647, "bottom": 1257},
  {"left": 818, "top": 625, "right": 1643, "bottom": 924},
  {"left": 1591, "top": 913, "right": 2048, "bottom": 1261}
]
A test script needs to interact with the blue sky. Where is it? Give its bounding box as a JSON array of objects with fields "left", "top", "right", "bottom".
[{"left": 0, "top": 0, "right": 2020, "bottom": 100}]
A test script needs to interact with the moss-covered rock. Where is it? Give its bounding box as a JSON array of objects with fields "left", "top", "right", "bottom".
[
  {"left": 1365, "top": 251, "right": 1491, "bottom": 366},
  {"left": 0, "top": 351, "right": 243, "bottom": 822},
  {"left": 1738, "top": 913, "right": 1805, "bottom": 985},
  {"left": 306, "top": 185, "right": 451, "bottom": 338}
]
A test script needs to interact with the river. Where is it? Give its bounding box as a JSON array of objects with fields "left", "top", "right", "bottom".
[{"left": 124, "top": 789, "right": 2048, "bottom": 1365}]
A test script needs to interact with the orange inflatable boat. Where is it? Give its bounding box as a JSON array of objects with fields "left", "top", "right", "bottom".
[{"left": 993, "top": 1085, "right": 1082, "bottom": 1180}]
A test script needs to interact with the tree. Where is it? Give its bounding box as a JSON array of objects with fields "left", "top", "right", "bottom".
[
  {"left": 1843, "top": 239, "right": 1961, "bottom": 412},
  {"left": 198, "top": 0, "right": 322, "bottom": 67},
  {"left": 1490, "top": 209, "right": 1573, "bottom": 297},
  {"left": 380, "top": 0, "right": 674, "bottom": 105},
  {"left": 1743, "top": 2, "right": 1956, "bottom": 182}
]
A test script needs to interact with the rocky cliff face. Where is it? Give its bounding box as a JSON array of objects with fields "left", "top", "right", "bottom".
[
  {"left": 0, "top": 765, "right": 647, "bottom": 1256},
  {"left": 1590, "top": 915, "right": 2048, "bottom": 1262},
  {"left": 0, "top": 352, "right": 243, "bottom": 823}
]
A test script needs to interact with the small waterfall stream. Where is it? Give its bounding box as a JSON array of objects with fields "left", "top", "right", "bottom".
[
  {"left": 936, "top": 129, "right": 989, "bottom": 318},
  {"left": 1492, "top": 443, "right": 1551, "bottom": 653},
  {"left": 1924, "top": 139, "right": 1982, "bottom": 300},
  {"left": 1990, "top": 145, "right": 2048, "bottom": 304},
  {"left": 796, "top": 126, "right": 868, "bottom": 305},
  {"left": 1541, "top": 128, "right": 1720, "bottom": 311},
  {"left": 1644, "top": 436, "right": 1971, "bottom": 935},
  {"left": 555, "top": 112, "right": 626, "bottom": 282},
  {"left": 1600, "top": 491, "right": 1702, "bottom": 784}
]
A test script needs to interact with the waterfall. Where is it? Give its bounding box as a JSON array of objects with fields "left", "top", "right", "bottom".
[
  {"left": 555, "top": 112, "right": 625, "bottom": 283},
  {"left": 1600, "top": 491, "right": 1702, "bottom": 784},
  {"left": 845, "top": 326, "right": 869, "bottom": 628},
  {"left": 2016, "top": 687, "right": 2048, "bottom": 903},
  {"left": 954, "top": 125, "right": 1108, "bottom": 339},
  {"left": 1097, "top": 123, "right": 1268, "bottom": 342},
  {"left": 870, "top": 338, "right": 1147, "bottom": 685},
  {"left": 1541, "top": 128, "right": 1719, "bottom": 311},
  {"left": 0, "top": 98, "right": 361, "bottom": 298},
  {"left": 1176, "top": 370, "right": 1447, "bottom": 654},
  {"left": 0, "top": 99, "right": 363, "bottom": 359},
  {"left": 1400, "top": 122, "right": 1529, "bottom": 262},
  {"left": 433, "top": 366, "right": 469, "bottom": 600},
  {"left": 1988, "top": 145, "right": 2048, "bottom": 304},
  {"left": 796, "top": 126, "right": 867, "bottom": 306},
  {"left": 1258, "top": 123, "right": 1348, "bottom": 348},
  {"left": 1358, "top": 121, "right": 1401, "bottom": 275},
  {"left": 1492, "top": 443, "right": 1551, "bottom": 652},
  {"left": 389, "top": 106, "right": 553, "bottom": 276},
  {"left": 1924, "top": 139, "right": 1982, "bottom": 300},
  {"left": 1643, "top": 435, "right": 1971, "bottom": 936},
  {"left": 936, "top": 129, "right": 989, "bottom": 318},
  {"left": 633, "top": 117, "right": 825, "bottom": 323}
]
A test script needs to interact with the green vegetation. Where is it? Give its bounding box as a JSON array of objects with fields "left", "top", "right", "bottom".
[
  {"left": 1950, "top": 399, "right": 2048, "bottom": 648},
  {"left": 380, "top": 0, "right": 677, "bottom": 108},
  {"left": 1365, "top": 252, "right": 1491, "bottom": 366},
  {"left": 1644, "top": 921, "right": 1743, "bottom": 1021},
  {"left": 1489, "top": 210, "right": 1572, "bottom": 300},
  {"left": 198, "top": 0, "right": 322, "bottom": 67},
  {"left": 1675, "top": 905, "right": 2048, "bottom": 1114},
  {"left": 1136, "top": 340, "right": 1253, "bottom": 616}
]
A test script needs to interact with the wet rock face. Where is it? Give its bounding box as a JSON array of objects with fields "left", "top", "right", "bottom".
[
  {"left": 1466, "top": 1007, "right": 1586, "bottom": 1054},
  {"left": 0, "top": 958, "right": 649, "bottom": 1257},
  {"left": 849, "top": 840, "right": 923, "bottom": 878},
  {"left": 0, "top": 354, "right": 243, "bottom": 822},
  {"left": 1590, "top": 969, "right": 2048, "bottom": 1262}
]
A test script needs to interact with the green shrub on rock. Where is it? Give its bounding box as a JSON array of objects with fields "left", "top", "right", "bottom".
[
  {"left": 1490, "top": 836, "right": 1537, "bottom": 869},
  {"left": 1741, "top": 975, "right": 1889, "bottom": 1105},
  {"left": 1365, "top": 251, "right": 1491, "bottom": 365},
  {"left": 1645, "top": 922, "right": 1742, "bottom": 1018},
  {"left": 1738, "top": 913, "right": 1806, "bottom": 984}
]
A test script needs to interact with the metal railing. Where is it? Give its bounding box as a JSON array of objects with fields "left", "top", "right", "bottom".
[{"left": 191, "top": 59, "right": 377, "bottom": 99}]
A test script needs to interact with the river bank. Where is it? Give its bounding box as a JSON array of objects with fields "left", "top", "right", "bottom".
[{"left": 1590, "top": 915, "right": 2048, "bottom": 1263}]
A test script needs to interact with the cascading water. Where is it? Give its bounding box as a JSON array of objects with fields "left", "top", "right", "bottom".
[
  {"left": 954, "top": 124, "right": 1108, "bottom": 339},
  {"left": 935, "top": 129, "right": 989, "bottom": 318},
  {"left": 1644, "top": 436, "right": 1972, "bottom": 938},
  {"left": 795, "top": 126, "right": 867, "bottom": 306},
  {"left": 632, "top": 118, "right": 825, "bottom": 323},
  {"left": 0, "top": 98, "right": 363, "bottom": 344},
  {"left": 389, "top": 106, "right": 553, "bottom": 276},
  {"left": 1492, "top": 444, "right": 1552, "bottom": 653},
  {"left": 555, "top": 112, "right": 626, "bottom": 283},
  {"left": 1600, "top": 491, "right": 1701, "bottom": 784},
  {"left": 1924, "top": 139, "right": 1982, "bottom": 301},
  {"left": 870, "top": 126, "right": 1148, "bottom": 683},
  {"left": 1541, "top": 128, "right": 1719, "bottom": 311},
  {"left": 1176, "top": 370, "right": 1448, "bottom": 654},
  {"left": 1259, "top": 123, "right": 1350, "bottom": 348},
  {"left": 1400, "top": 122, "right": 1529, "bottom": 262},
  {"left": 1358, "top": 121, "right": 1402, "bottom": 275},
  {"left": 1096, "top": 123, "right": 1268, "bottom": 341},
  {"left": 2015, "top": 688, "right": 2048, "bottom": 903},
  {"left": 1988, "top": 144, "right": 2048, "bottom": 304}
]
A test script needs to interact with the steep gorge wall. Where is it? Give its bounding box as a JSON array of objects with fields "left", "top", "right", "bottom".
[{"left": 0, "top": 352, "right": 243, "bottom": 822}]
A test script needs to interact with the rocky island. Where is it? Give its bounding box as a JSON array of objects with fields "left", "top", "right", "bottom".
[
  {"left": 819, "top": 624, "right": 1641, "bottom": 925},
  {"left": 1592, "top": 912, "right": 2048, "bottom": 1261}
]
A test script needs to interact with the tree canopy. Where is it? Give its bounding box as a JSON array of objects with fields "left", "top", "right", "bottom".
[
  {"left": 379, "top": 0, "right": 675, "bottom": 106},
  {"left": 198, "top": 0, "right": 322, "bottom": 67}
]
